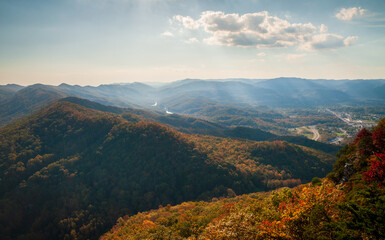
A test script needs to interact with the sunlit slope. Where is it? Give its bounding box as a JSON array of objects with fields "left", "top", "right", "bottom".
[
  {"left": 0, "top": 101, "right": 335, "bottom": 239},
  {"left": 61, "top": 97, "right": 341, "bottom": 154},
  {"left": 102, "top": 117, "right": 385, "bottom": 240}
]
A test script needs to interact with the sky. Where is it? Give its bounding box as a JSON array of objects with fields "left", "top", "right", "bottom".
[{"left": 1, "top": 0, "right": 385, "bottom": 86}]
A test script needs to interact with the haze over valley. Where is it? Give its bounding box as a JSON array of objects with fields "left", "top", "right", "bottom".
[{"left": 1, "top": 78, "right": 384, "bottom": 145}]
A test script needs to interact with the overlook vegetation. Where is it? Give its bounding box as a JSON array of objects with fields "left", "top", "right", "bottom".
[
  {"left": 103, "top": 118, "right": 385, "bottom": 240},
  {"left": 0, "top": 101, "right": 336, "bottom": 240}
]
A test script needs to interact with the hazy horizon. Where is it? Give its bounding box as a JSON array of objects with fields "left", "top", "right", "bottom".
[
  {"left": 2, "top": 76, "right": 385, "bottom": 88},
  {"left": 1, "top": 0, "right": 385, "bottom": 86}
]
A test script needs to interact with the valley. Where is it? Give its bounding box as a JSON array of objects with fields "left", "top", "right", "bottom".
[
  {"left": 290, "top": 125, "right": 320, "bottom": 141},
  {"left": 1, "top": 78, "right": 384, "bottom": 146},
  {"left": 0, "top": 79, "right": 384, "bottom": 239},
  {"left": 282, "top": 106, "right": 384, "bottom": 144}
]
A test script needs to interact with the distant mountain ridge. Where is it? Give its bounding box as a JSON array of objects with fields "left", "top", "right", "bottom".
[{"left": 1, "top": 78, "right": 384, "bottom": 126}]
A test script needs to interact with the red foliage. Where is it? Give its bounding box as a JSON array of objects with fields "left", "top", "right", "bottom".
[
  {"left": 372, "top": 129, "right": 385, "bottom": 153},
  {"left": 363, "top": 153, "right": 385, "bottom": 187},
  {"left": 353, "top": 128, "right": 374, "bottom": 156},
  {"left": 354, "top": 128, "right": 372, "bottom": 143}
]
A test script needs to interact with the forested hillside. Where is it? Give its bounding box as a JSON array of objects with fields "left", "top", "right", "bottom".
[
  {"left": 0, "top": 101, "right": 336, "bottom": 240},
  {"left": 103, "top": 118, "right": 385, "bottom": 240},
  {"left": 61, "top": 97, "right": 340, "bottom": 154},
  {"left": 0, "top": 84, "right": 66, "bottom": 125}
]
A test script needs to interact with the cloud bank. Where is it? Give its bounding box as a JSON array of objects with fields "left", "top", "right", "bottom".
[{"left": 170, "top": 11, "right": 357, "bottom": 51}]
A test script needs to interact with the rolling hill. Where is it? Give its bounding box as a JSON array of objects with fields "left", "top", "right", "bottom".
[
  {"left": 60, "top": 97, "right": 340, "bottom": 154},
  {"left": 102, "top": 118, "right": 385, "bottom": 240},
  {"left": 0, "top": 101, "right": 336, "bottom": 240},
  {"left": 0, "top": 84, "right": 66, "bottom": 126}
]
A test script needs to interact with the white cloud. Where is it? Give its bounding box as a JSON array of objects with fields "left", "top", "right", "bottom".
[
  {"left": 172, "top": 11, "right": 317, "bottom": 48},
  {"left": 173, "top": 15, "right": 200, "bottom": 29},
  {"left": 320, "top": 24, "right": 328, "bottom": 33},
  {"left": 161, "top": 31, "right": 174, "bottom": 37},
  {"left": 301, "top": 33, "right": 358, "bottom": 51},
  {"left": 200, "top": 11, "right": 244, "bottom": 32},
  {"left": 185, "top": 37, "right": 199, "bottom": 44},
  {"left": 336, "top": 7, "right": 367, "bottom": 21},
  {"left": 344, "top": 36, "right": 358, "bottom": 46},
  {"left": 170, "top": 11, "right": 353, "bottom": 51}
]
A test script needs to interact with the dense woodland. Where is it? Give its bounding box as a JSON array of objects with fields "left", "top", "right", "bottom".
[
  {"left": 61, "top": 97, "right": 340, "bottom": 155},
  {"left": 0, "top": 101, "right": 336, "bottom": 239},
  {"left": 103, "top": 118, "right": 385, "bottom": 239}
]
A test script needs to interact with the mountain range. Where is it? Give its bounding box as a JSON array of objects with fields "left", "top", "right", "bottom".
[
  {"left": 1, "top": 78, "right": 385, "bottom": 126},
  {"left": 1, "top": 78, "right": 384, "bottom": 239}
]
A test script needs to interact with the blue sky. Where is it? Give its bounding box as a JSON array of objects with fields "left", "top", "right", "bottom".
[{"left": 1, "top": 0, "right": 385, "bottom": 85}]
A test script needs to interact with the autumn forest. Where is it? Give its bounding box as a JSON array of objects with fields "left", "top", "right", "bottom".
[{"left": 0, "top": 90, "right": 384, "bottom": 239}]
